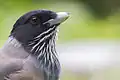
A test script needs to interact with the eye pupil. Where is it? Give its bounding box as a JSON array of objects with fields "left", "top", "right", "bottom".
[{"left": 30, "top": 16, "right": 39, "bottom": 24}]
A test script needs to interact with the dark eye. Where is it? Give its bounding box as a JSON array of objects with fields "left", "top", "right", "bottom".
[{"left": 30, "top": 16, "right": 40, "bottom": 25}]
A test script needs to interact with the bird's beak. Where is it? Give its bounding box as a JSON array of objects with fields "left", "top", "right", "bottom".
[{"left": 43, "top": 12, "right": 69, "bottom": 26}]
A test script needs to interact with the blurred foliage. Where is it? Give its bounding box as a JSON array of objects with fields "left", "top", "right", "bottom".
[
  {"left": 80, "top": 0, "right": 120, "bottom": 18},
  {"left": 1, "top": 0, "right": 120, "bottom": 18}
]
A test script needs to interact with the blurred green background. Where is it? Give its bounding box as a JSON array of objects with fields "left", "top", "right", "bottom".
[{"left": 1, "top": 0, "right": 120, "bottom": 80}]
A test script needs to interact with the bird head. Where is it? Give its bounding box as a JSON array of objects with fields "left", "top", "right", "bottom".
[{"left": 10, "top": 10, "right": 69, "bottom": 54}]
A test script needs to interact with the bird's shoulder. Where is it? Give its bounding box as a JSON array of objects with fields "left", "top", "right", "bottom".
[
  {"left": 0, "top": 49, "right": 23, "bottom": 76},
  {"left": 3, "top": 55, "right": 44, "bottom": 80}
]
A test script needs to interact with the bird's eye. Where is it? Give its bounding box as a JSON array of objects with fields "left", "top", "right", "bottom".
[{"left": 30, "top": 16, "right": 40, "bottom": 25}]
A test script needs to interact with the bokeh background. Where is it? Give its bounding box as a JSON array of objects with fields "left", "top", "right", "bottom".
[{"left": 1, "top": 0, "right": 120, "bottom": 80}]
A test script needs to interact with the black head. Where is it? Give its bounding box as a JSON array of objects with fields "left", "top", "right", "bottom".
[
  {"left": 10, "top": 10, "right": 56, "bottom": 43},
  {"left": 10, "top": 10, "right": 69, "bottom": 45},
  {"left": 10, "top": 10, "right": 69, "bottom": 53}
]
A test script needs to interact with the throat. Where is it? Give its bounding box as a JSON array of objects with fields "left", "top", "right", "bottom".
[
  {"left": 27, "top": 36, "right": 60, "bottom": 80},
  {"left": 38, "top": 40, "right": 60, "bottom": 80}
]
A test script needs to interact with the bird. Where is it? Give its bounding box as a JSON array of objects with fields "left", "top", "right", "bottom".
[{"left": 0, "top": 10, "right": 69, "bottom": 80}]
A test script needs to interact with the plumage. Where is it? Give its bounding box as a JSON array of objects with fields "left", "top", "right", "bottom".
[{"left": 0, "top": 10, "right": 69, "bottom": 80}]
